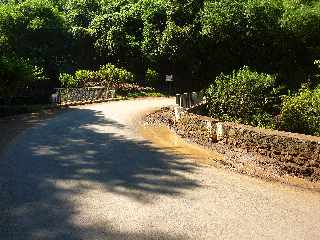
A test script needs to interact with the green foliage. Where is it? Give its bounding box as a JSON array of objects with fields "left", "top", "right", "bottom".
[
  {"left": 250, "top": 112, "right": 276, "bottom": 129},
  {"left": 74, "top": 70, "right": 94, "bottom": 83},
  {"left": 126, "top": 91, "right": 163, "bottom": 98},
  {"left": 205, "top": 66, "right": 279, "bottom": 128},
  {"left": 281, "top": 0, "right": 320, "bottom": 42},
  {"left": 145, "top": 68, "right": 159, "bottom": 86},
  {"left": 59, "top": 64, "right": 134, "bottom": 88},
  {"left": 2, "top": 0, "right": 320, "bottom": 97},
  {"left": 99, "top": 64, "right": 135, "bottom": 85},
  {"left": 314, "top": 60, "right": 320, "bottom": 82},
  {"left": 64, "top": 0, "right": 101, "bottom": 27},
  {"left": 90, "top": 2, "right": 143, "bottom": 62},
  {"left": 59, "top": 73, "right": 78, "bottom": 88},
  {"left": 0, "top": 55, "right": 46, "bottom": 98},
  {"left": 200, "top": 0, "right": 246, "bottom": 41},
  {"left": 200, "top": 0, "right": 283, "bottom": 40},
  {"left": 0, "top": 0, "right": 68, "bottom": 67},
  {"left": 116, "top": 82, "right": 163, "bottom": 98},
  {"left": 281, "top": 85, "right": 320, "bottom": 136}
]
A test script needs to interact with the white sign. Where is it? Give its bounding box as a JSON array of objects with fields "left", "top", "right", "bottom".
[{"left": 165, "top": 75, "right": 173, "bottom": 82}]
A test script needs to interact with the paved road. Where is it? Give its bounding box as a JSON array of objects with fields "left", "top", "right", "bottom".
[{"left": 1, "top": 98, "right": 320, "bottom": 240}]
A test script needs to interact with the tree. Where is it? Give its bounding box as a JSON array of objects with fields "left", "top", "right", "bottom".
[{"left": 0, "top": 56, "right": 46, "bottom": 101}]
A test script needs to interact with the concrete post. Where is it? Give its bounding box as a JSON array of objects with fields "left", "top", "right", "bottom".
[
  {"left": 111, "top": 89, "right": 116, "bottom": 98},
  {"left": 176, "top": 94, "right": 181, "bottom": 106},
  {"left": 216, "top": 122, "right": 226, "bottom": 141},
  {"left": 181, "top": 93, "right": 186, "bottom": 108},
  {"left": 51, "top": 93, "right": 58, "bottom": 104},
  {"left": 206, "top": 120, "right": 212, "bottom": 133},
  {"left": 174, "top": 106, "right": 181, "bottom": 122},
  {"left": 191, "top": 92, "right": 198, "bottom": 105},
  {"left": 188, "top": 93, "right": 192, "bottom": 108},
  {"left": 183, "top": 93, "right": 188, "bottom": 108}
]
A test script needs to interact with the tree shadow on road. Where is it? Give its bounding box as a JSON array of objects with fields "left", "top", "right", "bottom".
[{"left": 0, "top": 108, "right": 200, "bottom": 240}]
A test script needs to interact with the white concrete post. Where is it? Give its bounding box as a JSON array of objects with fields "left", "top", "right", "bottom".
[
  {"left": 174, "top": 106, "right": 187, "bottom": 122},
  {"left": 176, "top": 94, "right": 181, "bottom": 106},
  {"left": 183, "top": 93, "right": 188, "bottom": 108},
  {"left": 206, "top": 120, "right": 212, "bottom": 133},
  {"left": 216, "top": 122, "right": 226, "bottom": 141}
]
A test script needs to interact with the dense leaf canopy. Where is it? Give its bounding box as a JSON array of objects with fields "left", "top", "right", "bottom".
[{"left": 1, "top": 0, "right": 320, "bottom": 94}]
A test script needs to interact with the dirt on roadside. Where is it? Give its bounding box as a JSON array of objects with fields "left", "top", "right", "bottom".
[{"left": 142, "top": 109, "right": 320, "bottom": 193}]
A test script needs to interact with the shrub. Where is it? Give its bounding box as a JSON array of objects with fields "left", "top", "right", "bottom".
[
  {"left": 205, "top": 66, "right": 280, "bottom": 128},
  {"left": 75, "top": 70, "right": 97, "bottom": 86},
  {"left": 145, "top": 68, "right": 159, "bottom": 87},
  {"left": 59, "top": 64, "right": 135, "bottom": 88},
  {"left": 315, "top": 60, "right": 320, "bottom": 81},
  {"left": 281, "top": 1, "right": 320, "bottom": 44},
  {"left": 59, "top": 73, "right": 78, "bottom": 88},
  {"left": 281, "top": 85, "right": 320, "bottom": 136},
  {"left": 0, "top": 56, "right": 46, "bottom": 100},
  {"left": 116, "top": 83, "right": 159, "bottom": 97},
  {"left": 250, "top": 112, "right": 276, "bottom": 129},
  {"left": 99, "top": 64, "right": 134, "bottom": 86}
]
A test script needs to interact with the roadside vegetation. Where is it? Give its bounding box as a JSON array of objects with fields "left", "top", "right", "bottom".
[
  {"left": 204, "top": 66, "right": 320, "bottom": 136},
  {"left": 0, "top": 0, "right": 320, "bottom": 135},
  {"left": 205, "top": 67, "right": 281, "bottom": 129},
  {"left": 281, "top": 84, "right": 320, "bottom": 136}
]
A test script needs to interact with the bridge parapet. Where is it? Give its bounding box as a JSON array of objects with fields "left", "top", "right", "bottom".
[
  {"left": 175, "top": 92, "right": 203, "bottom": 109},
  {"left": 52, "top": 87, "right": 116, "bottom": 105}
]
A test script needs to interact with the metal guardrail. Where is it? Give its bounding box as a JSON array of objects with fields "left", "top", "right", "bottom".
[
  {"left": 175, "top": 92, "right": 202, "bottom": 109},
  {"left": 51, "top": 87, "right": 115, "bottom": 104}
]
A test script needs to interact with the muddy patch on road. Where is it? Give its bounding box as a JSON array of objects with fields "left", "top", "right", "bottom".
[{"left": 139, "top": 125, "right": 224, "bottom": 166}]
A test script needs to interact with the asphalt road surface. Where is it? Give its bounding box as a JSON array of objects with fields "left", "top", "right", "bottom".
[{"left": 1, "top": 98, "right": 320, "bottom": 240}]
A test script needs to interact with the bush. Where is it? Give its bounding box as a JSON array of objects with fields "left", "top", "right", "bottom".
[
  {"left": 116, "top": 83, "right": 161, "bottom": 97},
  {"left": 75, "top": 70, "right": 97, "bottom": 86},
  {"left": 59, "top": 73, "right": 78, "bottom": 88},
  {"left": 281, "top": 85, "right": 320, "bottom": 136},
  {"left": 205, "top": 66, "right": 280, "bottom": 128},
  {"left": 145, "top": 68, "right": 159, "bottom": 87},
  {"left": 250, "top": 112, "right": 276, "bottom": 129},
  {"left": 0, "top": 56, "right": 46, "bottom": 100},
  {"left": 315, "top": 60, "right": 320, "bottom": 81},
  {"left": 99, "top": 64, "right": 134, "bottom": 85},
  {"left": 281, "top": 1, "right": 320, "bottom": 44},
  {"left": 59, "top": 64, "right": 135, "bottom": 88}
]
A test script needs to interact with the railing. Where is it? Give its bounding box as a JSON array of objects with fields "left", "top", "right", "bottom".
[
  {"left": 51, "top": 87, "right": 116, "bottom": 104},
  {"left": 175, "top": 92, "right": 203, "bottom": 109}
]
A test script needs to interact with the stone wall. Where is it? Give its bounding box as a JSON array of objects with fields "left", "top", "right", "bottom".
[
  {"left": 221, "top": 122, "right": 320, "bottom": 180},
  {"left": 175, "top": 113, "right": 218, "bottom": 146},
  {"left": 54, "top": 87, "right": 115, "bottom": 104},
  {"left": 145, "top": 107, "right": 320, "bottom": 181}
]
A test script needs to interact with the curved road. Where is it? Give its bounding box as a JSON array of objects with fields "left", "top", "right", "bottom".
[{"left": 1, "top": 98, "right": 320, "bottom": 240}]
